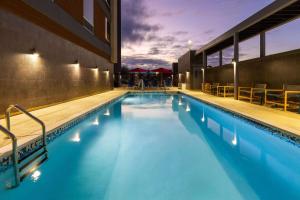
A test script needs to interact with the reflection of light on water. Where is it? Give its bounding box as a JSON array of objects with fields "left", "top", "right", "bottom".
[
  {"left": 171, "top": 96, "right": 174, "bottom": 101},
  {"left": 186, "top": 105, "right": 191, "bottom": 112},
  {"left": 201, "top": 115, "right": 205, "bottom": 122},
  {"left": 232, "top": 134, "right": 237, "bottom": 146},
  {"left": 104, "top": 109, "right": 110, "bottom": 116},
  {"left": 92, "top": 118, "right": 99, "bottom": 125},
  {"left": 31, "top": 170, "right": 41, "bottom": 182},
  {"left": 178, "top": 100, "right": 183, "bottom": 106},
  {"left": 201, "top": 108, "right": 205, "bottom": 122},
  {"left": 71, "top": 132, "right": 80, "bottom": 142}
]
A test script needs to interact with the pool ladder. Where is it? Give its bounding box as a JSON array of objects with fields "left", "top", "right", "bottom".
[{"left": 0, "top": 105, "right": 48, "bottom": 188}]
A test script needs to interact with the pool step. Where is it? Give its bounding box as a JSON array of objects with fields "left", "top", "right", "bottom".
[{"left": 18, "top": 147, "right": 48, "bottom": 181}]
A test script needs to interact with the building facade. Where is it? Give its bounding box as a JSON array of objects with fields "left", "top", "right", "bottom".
[
  {"left": 177, "top": 0, "right": 300, "bottom": 97},
  {"left": 0, "top": 0, "right": 120, "bottom": 113},
  {"left": 178, "top": 51, "right": 202, "bottom": 90}
]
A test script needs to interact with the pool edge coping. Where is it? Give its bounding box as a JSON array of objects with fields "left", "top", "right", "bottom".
[
  {"left": 179, "top": 91, "right": 300, "bottom": 144},
  {"left": 1, "top": 90, "right": 299, "bottom": 172},
  {"left": 0, "top": 91, "right": 129, "bottom": 170}
]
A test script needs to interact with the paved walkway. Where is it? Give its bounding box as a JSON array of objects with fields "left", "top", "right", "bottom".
[
  {"left": 0, "top": 90, "right": 128, "bottom": 156},
  {"left": 180, "top": 89, "right": 300, "bottom": 137}
]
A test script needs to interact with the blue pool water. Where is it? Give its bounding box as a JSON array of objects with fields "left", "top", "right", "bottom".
[{"left": 1, "top": 93, "right": 300, "bottom": 200}]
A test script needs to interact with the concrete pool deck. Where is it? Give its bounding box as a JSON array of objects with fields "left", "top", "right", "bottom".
[
  {"left": 0, "top": 90, "right": 128, "bottom": 157},
  {"left": 1, "top": 88, "right": 300, "bottom": 158},
  {"left": 180, "top": 89, "right": 300, "bottom": 137}
]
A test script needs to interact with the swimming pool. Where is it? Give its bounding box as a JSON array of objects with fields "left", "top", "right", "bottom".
[{"left": 1, "top": 93, "right": 300, "bottom": 199}]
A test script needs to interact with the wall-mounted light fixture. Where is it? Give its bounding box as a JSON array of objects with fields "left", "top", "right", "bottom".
[
  {"left": 73, "top": 60, "right": 80, "bottom": 68},
  {"left": 232, "top": 59, "right": 236, "bottom": 66},
  {"left": 31, "top": 48, "right": 39, "bottom": 57},
  {"left": 90, "top": 66, "right": 98, "bottom": 70},
  {"left": 103, "top": 68, "right": 109, "bottom": 73},
  {"left": 29, "top": 48, "right": 40, "bottom": 61}
]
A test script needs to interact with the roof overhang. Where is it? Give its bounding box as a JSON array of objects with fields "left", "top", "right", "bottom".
[{"left": 196, "top": 0, "right": 300, "bottom": 56}]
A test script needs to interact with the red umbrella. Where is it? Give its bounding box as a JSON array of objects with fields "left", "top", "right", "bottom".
[
  {"left": 151, "top": 68, "right": 172, "bottom": 74},
  {"left": 129, "top": 68, "right": 148, "bottom": 73}
]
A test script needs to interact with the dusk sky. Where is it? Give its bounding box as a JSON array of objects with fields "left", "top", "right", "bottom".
[{"left": 121, "top": 0, "right": 300, "bottom": 69}]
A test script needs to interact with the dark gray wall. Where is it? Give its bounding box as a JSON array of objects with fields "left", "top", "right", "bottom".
[
  {"left": 172, "top": 63, "right": 178, "bottom": 87},
  {"left": 0, "top": 10, "right": 113, "bottom": 113},
  {"left": 178, "top": 50, "right": 202, "bottom": 89},
  {"left": 205, "top": 49, "right": 300, "bottom": 88}
]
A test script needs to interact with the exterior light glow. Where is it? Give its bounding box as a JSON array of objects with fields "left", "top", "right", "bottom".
[
  {"left": 31, "top": 170, "right": 41, "bottom": 182},
  {"left": 73, "top": 60, "right": 80, "bottom": 68},
  {"left": 232, "top": 59, "right": 236, "bottom": 65},
  {"left": 201, "top": 108, "right": 205, "bottom": 122},
  {"left": 232, "top": 133, "right": 237, "bottom": 146},
  {"left": 104, "top": 108, "right": 110, "bottom": 116},
  {"left": 186, "top": 104, "right": 191, "bottom": 112},
  {"left": 188, "top": 40, "right": 193, "bottom": 49},
  {"left": 178, "top": 99, "right": 183, "bottom": 106},
  {"left": 31, "top": 48, "right": 39, "bottom": 58},
  {"left": 201, "top": 116, "right": 205, "bottom": 122},
  {"left": 92, "top": 118, "right": 99, "bottom": 125},
  {"left": 71, "top": 132, "right": 81, "bottom": 142}
]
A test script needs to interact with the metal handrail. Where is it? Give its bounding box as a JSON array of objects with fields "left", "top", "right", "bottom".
[
  {"left": 0, "top": 125, "right": 20, "bottom": 187},
  {"left": 6, "top": 105, "right": 47, "bottom": 148}
]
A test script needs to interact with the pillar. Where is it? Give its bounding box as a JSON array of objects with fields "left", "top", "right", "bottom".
[
  {"left": 234, "top": 32, "right": 239, "bottom": 100},
  {"left": 260, "top": 32, "right": 266, "bottom": 58},
  {"left": 202, "top": 51, "right": 207, "bottom": 91},
  {"left": 219, "top": 50, "right": 223, "bottom": 67}
]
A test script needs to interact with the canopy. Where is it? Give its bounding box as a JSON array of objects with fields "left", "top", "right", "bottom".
[
  {"left": 151, "top": 68, "right": 172, "bottom": 74},
  {"left": 129, "top": 68, "right": 148, "bottom": 73}
]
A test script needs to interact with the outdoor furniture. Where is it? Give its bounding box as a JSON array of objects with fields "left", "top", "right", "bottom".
[
  {"left": 209, "top": 83, "right": 220, "bottom": 95},
  {"left": 265, "top": 84, "right": 300, "bottom": 111},
  {"left": 217, "top": 83, "right": 234, "bottom": 97},
  {"left": 203, "top": 83, "right": 211, "bottom": 93},
  {"left": 238, "top": 84, "right": 267, "bottom": 104}
]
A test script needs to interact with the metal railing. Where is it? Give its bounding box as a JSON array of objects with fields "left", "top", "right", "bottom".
[
  {"left": 0, "top": 125, "right": 20, "bottom": 187},
  {"left": 6, "top": 105, "right": 47, "bottom": 148}
]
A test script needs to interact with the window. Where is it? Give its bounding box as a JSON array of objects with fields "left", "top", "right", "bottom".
[
  {"left": 266, "top": 18, "right": 300, "bottom": 56},
  {"left": 83, "top": 0, "right": 94, "bottom": 32},
  {"left": 207, "top": 52, "right": 220, "bottom": 67},
  {"left": 105, "top": 17, "right": 111, "bottom": 42},
  {"left": 239, "top": 35, "right": 260, "bottom": 61},
  {"left": 222, "top": 46, "right": 234, "bottom": 65}
]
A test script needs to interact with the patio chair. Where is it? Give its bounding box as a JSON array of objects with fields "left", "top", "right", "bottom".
[
  {"left": 202, "top": 83, "right": 211, "bottom": 93},
  {"left": 217, "top": 83, "right": 234, "bottom": 97},
  {"left": 208, "top": 83, "right": 220, "bottom": 95},
  {"left": 238, "top": 84, "right": 267, "bottom": 104},
  {"left": 265, "top": 84, "right": 300, "bottom": 111}
]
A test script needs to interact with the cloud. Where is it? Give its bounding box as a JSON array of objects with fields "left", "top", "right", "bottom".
[
  {"left": 160, "top": 9, "right": 185, "bottom": 17},
  {"left": 203, "top": 29, "right": 215, "bottom": 35},
  {"left": 122, "top": 56, "right": 171, "bottom": 69},
  {"left": 121, "top": 0, "right": 161, "bottom": 45},
  {"left": 173, "top": 31, "right": 189, "bottom": 35},
  {"left": 148, "top": 47, "right": 160, "bottom": 55}
]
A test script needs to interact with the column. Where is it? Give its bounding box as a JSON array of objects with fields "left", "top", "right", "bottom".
[
  {"left": 219, "top": 50, "right": 223, "bottom": 67},
  {"left": 260, "top": 32, "right": 266, "bottom": 58},
  {"left": 202, "top": 51, "right": 207, "bottom": 91},
  {"left": 234, "top": 32, "right": 239, "bottom": 100}
]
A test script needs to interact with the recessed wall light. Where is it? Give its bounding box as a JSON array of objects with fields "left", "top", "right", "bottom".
[{"left": 30, "top": 48, "right": 39, "bottom": 58}]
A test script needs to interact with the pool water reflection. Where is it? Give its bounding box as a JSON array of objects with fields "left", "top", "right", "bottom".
[{"left": 1, "top": 93, "right": 300, "bottom": 200}]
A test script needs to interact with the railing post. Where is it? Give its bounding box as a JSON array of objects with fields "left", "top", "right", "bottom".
[{"left": 0, "top": 126, "right": 20, "bottom": 187}]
